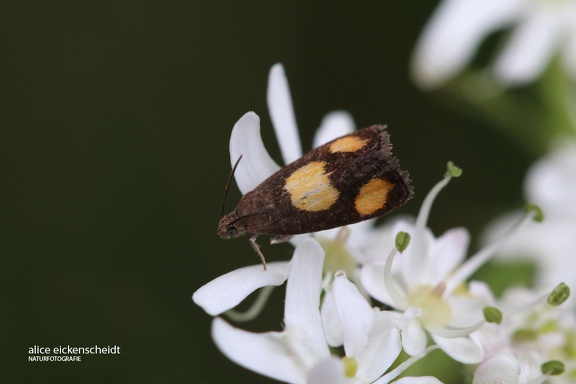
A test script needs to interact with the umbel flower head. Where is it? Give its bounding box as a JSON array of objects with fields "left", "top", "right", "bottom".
[
  {"left": 483, "top": 140, "right": 576, "bottom": 308},
  {"left": 471, "top": 284, "right": 574, "bottom": 384},
  {"left": 210, "top": 238, "right": 441, "bottom": 384},
  {"left": 195, "top": 156, "right": 565, "bottom": 383},
  {"left": 194, "top": 63, "right": 571, "bottom": 384},
  {"left": 359, "top": 163, "right": 542, "bottom": 364}
]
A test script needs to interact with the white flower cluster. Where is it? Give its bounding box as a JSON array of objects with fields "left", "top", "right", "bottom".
[
  {"left": 193, "top": 65, "right": 573, "bottom": 384},
  {"left": 411, "top": 0, "right": 576, "bottom": 88},
  {"left": 483, "top": 140, "right": 576, "bottom": 309}
]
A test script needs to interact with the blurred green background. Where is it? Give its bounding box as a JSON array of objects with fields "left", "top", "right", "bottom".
[{"left": 2, "top": 1, "right": 532, "bottom": 383}]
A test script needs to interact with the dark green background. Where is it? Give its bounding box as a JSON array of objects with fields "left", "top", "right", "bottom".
[{"left": 2, "top": 2, "right": 531, "bottom": 383}]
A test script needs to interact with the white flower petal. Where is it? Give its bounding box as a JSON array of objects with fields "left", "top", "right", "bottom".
[
  {"left": 357, "top": 315, "right": 401, "bottom": 383},
  {"left": 229, "top": 112, "right": 280, "bottom": 194},
  {"left": 284, "top": 238, "right": 330, "bottom": 365},
  {"left": 447, "top": 281, "right": 493, "bottom": 327},
  {"left": 345, "top": 220, "right": 375, "bottom": 248},
  {"left": 432, "top": 334, "right": 484, "bottom": 364},
  {"left": 306, "top": 357, "right": 360, "bottom": 384},
  {"left": 472, "top": 353, "right": 520, "bottom": 384},
  {"left": 313, "top": 111, "right": 356, "bottom": 148},
  {"left": 524, "top": 141, "right": 576, "bottom": 215},
  {"left": 396, "top": 221, "right": 470, "bottom": 290},
  {"left": 394, "top": 220, "right": 431, "bottom": 285},
  {"left": 192, "top": 261, "right": 289, "bottom": 316},
  {"left": 334, "top": 274, "right": 376, "bottom": 354},
  {"left": 411, "top": 0, "right": 522, "bottom": 88},
  {"left": 360, "top": 219, "right": 411, "bottom": 266},
  {"left": 360, "top": 262, "right": 395, "bottom": 307},
  {"left": 334, "top": 274, "right": 402, "bottom": 382},
  {"left": 212, "top": 317, "right": 306, "bottom": 384},
  {"left": 321, "top": 290, "right": 343, "bottom": 347},
  {"left": 345, "top": 220, "right": 381, "bottom": 265},
  {"left": 402, "top": 315, "right": 428, "bottom": 356},
  {"left": 423, "top": 227, "right": 470, "bottom": 285},
  {"left": 288, "top": 233, "right": 310, "bottom": 248},
  {"left": 314, "top": 220, "right": 372, "bottom": 250},
  {"left": 267, "top": 63, "right": 302, "bottom": 164},
  {"left": 494, "top": 7, "right": 561, "bottom": 85}
]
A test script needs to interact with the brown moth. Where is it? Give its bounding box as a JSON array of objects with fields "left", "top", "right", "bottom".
[{"left": 218, "top": 125, "right": 413, "bottom": 268}]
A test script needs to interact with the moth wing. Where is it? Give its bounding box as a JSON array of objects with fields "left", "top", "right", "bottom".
[{"left": 233, "top": 126, "right": 412, "bottom": 236}]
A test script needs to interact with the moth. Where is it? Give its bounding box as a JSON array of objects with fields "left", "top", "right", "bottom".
[{"left": 218, "top": 125, "right": 413, "bottom": 268}]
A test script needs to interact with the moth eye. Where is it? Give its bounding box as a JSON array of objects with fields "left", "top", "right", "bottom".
[{"left": 227, "top": 228, "right": 238, "bottom": 237}]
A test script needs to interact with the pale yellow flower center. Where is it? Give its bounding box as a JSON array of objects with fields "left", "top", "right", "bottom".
[
  {"left": 317, "top": 228, "right": 357, "bottom": 276},
  {"left": 406, "top": 284, "right": 452, "bottom": 326}
]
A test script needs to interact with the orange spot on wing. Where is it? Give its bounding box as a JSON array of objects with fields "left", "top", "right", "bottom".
[
  {"left": 329, "top": 136, "right": 369, "bottom": 153},
  {"left": 284, "top": 161, "right": 339, "bottom": 212},
  {"left": 355, "top": 178, "right": 393, "bottom": 216}
]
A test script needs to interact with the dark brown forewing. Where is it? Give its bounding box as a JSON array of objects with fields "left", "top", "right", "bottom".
[{"left": 232, "top": 126, "right": 413, "bottom": 236}]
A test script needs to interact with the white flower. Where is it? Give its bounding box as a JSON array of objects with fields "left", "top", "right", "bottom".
[
  {"left": 212, "top": 237, "right": 439, "bottom": 384},
  {"left": 412, "top": 0, "right": 576, "bottom": 88},
  {"left": 482, "top": 140, "right": 576, "bottom": 307},
  {"left": 328, "top": 272, "right": 402, "bottom": 382},
  {"left": 211, "top": 238, "right": 330, "bottom": 384},
  {"left": 472, "top": 287, "right": 575, "bottom": 384},
  {"left": 192, "top": 261, "right": 290, "bottom": 316},
  {"left": 472, "top": 353, "right": 522, "bottom": 384},
  {"left": 360, "top": 166, "right": 537, "bottom": 364},
  {"left": 197, "top": 64, "right": 440, "bottom": 383},
  {"left": 324, "top": 272, "right": 443, "bottom": 384}
]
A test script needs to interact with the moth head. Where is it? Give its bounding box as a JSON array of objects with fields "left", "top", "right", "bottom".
[{"left": 217, "top": 212, "right": 247, "bottom": 239}]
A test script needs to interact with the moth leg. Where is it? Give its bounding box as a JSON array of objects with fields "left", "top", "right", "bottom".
[
  {"left": 249, "top": 235, "right": 267, "bottom": 271},
  {"left": 270, "top": 235, "right": 292, "bottom": 244}
]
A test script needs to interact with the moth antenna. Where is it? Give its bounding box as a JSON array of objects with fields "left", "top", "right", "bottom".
[
  {"left": 227, "top": 211, "right": 269, "bottom": 226},
  {"left": 220, "top": 155, "right": 243, "bottom": 218}
]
